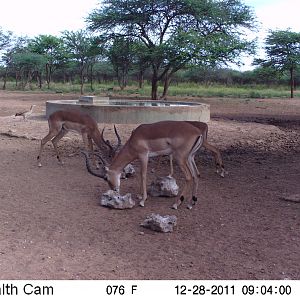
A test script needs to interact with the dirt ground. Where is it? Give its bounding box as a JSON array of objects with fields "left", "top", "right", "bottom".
[{"left": 0, "top": 90, "right": 299, "bottom": 280}]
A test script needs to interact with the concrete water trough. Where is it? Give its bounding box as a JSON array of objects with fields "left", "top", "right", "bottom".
[{"left": 46, "top": 96, "right": 210, "bottom": 124}]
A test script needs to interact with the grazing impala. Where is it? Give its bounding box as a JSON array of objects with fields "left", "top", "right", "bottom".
[
  {"left": 167, "top": 121, "right": 225, "bottom": 178},
  {"left": 37, "top": 110, "right": 112, "bottom": 167},
  {"left": 112, "top": 121, "right": 225, "bottom": 178},
  {"left": 82, "top": 120, "right": 205, "bottom": 209}
]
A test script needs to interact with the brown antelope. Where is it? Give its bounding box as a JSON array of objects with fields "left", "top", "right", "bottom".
[
  {"left": 37, "top": 110, "right": 113, "bottom": 167},
  {"left": 111, "top": 121, "right": 225, "bottom": 178},
  {"left": 82, "top": 120, "right": 205, "bottom": 209}
]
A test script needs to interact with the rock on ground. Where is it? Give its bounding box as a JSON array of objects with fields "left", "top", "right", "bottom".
[
  {"left": 148, "top": 176, "right": 179, "bottom": 197},
  {"left": 100, "top": 190, "right": 135, "bottom": 209},
  {"left": 141, "top": 213, "right": 177, "bottom": 233}
]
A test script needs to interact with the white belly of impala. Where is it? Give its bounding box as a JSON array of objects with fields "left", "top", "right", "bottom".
[{"left": 148, "top": 148, "right": 172, "bottom": 157}]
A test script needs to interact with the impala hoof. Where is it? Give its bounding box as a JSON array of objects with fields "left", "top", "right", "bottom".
[
  {"left": 217, "top": 169, "right": 226, "bottom": 178},
  {"left": 139, "top": 201, "right": 145, "bottom": 207},
  {"left": 219, "top": 170, "right": 225, "bottom": 178},
  {"left": 187, "top": 204, "right": 193, "bottom": 210},
  {"left": 172, "top": 203, "right": 178, "bottom": 210},
  {"left": 38, "top": 163, "right": 42, "bottom": 167}
]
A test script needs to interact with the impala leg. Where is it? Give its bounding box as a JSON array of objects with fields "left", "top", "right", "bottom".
[
  {"left": 83, "top": 133, "right": 99, "bottom": 169},
  {"left": 185, "top": 135, "right": 204, "bottom": 209},
  {"left": 139, "top": 155, "right": 149, "bottom": 207},
  {"left": 172, "top": 160, "right": 193, "bottom": 209},
  {"left": 37, "top": 130, "right": 59, "bottom": 167},
  {"left": 88, "top": 136, "right": 100, "bottom": 169},
  {"left": 51, "top": 128, "right": 68, "bottom": 165},
  {"left": 187, "top": 154, "right": 199, "bottom": 209},
  {"left": 169, "top": 154, "right": 174, "bottom": 177},
  {"left": 203, "top": 141, "right": 225, "bottom": 177},
  {"left": 190, "top": 154, "right": 200, "bottom": 177}
]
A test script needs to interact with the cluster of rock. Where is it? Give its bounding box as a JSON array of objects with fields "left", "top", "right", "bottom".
[{"left": 100, "top": 174, "right": 179, "bottom": 232}]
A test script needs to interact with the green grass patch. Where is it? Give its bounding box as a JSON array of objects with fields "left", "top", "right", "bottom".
[{"left": 1, "top": 80, "right": 299, "bottom": 99}]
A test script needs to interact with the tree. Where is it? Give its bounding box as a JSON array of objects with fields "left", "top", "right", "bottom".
[
  {"left": 11, "top": 52, "right": 47, "bottom": 89},
  {"left": 1, "top": 36, "right": 30, "bottom": 89},
  {"left": 131, "top": 41, "right": 151, "bottom": 88},
  {"left": 87, "top": 0, "right": 256, "bottom": 99},
  {"left": 0, "top": 28, "right": 14, "bottom": 89},
  {"left": 255, "top": 30, "right": 300, "bottom": 98},
  {"left": 108, "top": 37, "right": 135, "bottom": 90},
  {"left": 0, "top": 27, "right": 13, "bottom": 50},
  {"left": 62, "top": 30, "right": 103, "bottom": 94},
  {"left": 28, "top": 35, "right": 63, "bottom": 89}
]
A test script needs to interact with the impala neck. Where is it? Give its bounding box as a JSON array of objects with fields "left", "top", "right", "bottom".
[
  {"left": 92, "top": 129, "right": 105, "bottom": 149},
  {"left": 110, "top": 144, "right": 136, "bottom": 172}
]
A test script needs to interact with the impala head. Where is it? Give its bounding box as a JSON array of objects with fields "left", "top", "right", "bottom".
[
  {"left": 105, "top": 168, "right": 121, "bottom": 192},
  {"left": 81, "top": 151, "right": 121, "bottom": 192}
]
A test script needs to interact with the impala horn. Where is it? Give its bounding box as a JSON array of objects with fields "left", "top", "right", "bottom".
[
  {"left": 81, "top": 150, "right": 107, "bottom": 180},
  {"left": 101, "top": 125, "right": 122, "bottom": 157},
  {"left": 113, "top": 125, "right": 122, "bottom": 153},
  {"left": 101, "top": 127, "right": 114, "bottom": 154}
]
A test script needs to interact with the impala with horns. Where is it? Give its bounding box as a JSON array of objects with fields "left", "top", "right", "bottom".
[
  {"left": 37, "top": 110, "right": 116, "bottom": 167},
  {"left": 111, "top": 121, "right": 225, "bottom": 178},
  {"left": 167, "top": 121, "right": 225, "bottom": 178},
  {"left": 82, "top": 120, "right": 205, "bottom": 209}
]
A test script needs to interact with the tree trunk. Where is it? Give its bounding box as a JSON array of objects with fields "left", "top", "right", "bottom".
[
  {"left": 161, "top": 74, "right": 172, "bottom": 100},
  {"left": 138, "top": 69, "right": 144, "bottom": 89},
  {"left": 151, "top": 67, "right": 159, "bottom": 100},
  {"left": 37, "top": 72, "right": 42, "bottom": 89},
  {"left": 90, "top": 64, "right": 94, "bottom": 92},
  {"left": 46, "top": 64, "right": 50, "bottom": 89},
  {"left": 80, "top": 62, "right": 84, "bottom": 95},
  {"left": 15, "top": 71, "right": 19, "bottom": 87},
  {"left": 290, "top": 67, "right": 294, "bottom": 98},
  {"left": 2, "top": 67, "right": 8, "bottom": 90}
]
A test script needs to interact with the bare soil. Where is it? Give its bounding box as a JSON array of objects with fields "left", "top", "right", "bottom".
[{"left": 0, "top": 90, "right": 299, "bottom": 280}]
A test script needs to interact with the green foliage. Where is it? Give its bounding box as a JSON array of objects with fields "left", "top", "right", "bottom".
[
  {"left": 10, "top": 52, "right": 47, "bottom": 89},
  {"left": 265, "top": 30, "right": 300, "bottom": 71},
  {"left": 254, "top": 29, "right": 300, "bottom": 98},
  {"left": 0, "top": 27, "right": 13, "bottom": 50},
  {"left": 108, "top": 37, "right": 135, "bottom": 89},
  {"left": 3, "top": 3, "right": 300, "bottom": 100},
  {"left": 61, "top": 30, "right": 105, "bottom": 93},
  {"left": 87, "top": 0, "right": 257, "bottom": 99}
]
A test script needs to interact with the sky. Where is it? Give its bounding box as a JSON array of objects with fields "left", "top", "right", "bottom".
[
  {"left": 0, "top": 0, "right": 298, "bottom": 70},
  {"left": 0, "top": 0, "right": 100, "bottom": 37}
]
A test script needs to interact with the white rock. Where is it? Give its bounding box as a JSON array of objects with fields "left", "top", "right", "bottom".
[
  {"left": 149, "top": 176, "right": 179, "bottom": 197},
  {"left": 100, "top": 190, "right": 135, "bottom": 209},
  {"left": 121, "top": 163, "right": 135, "bottom": 178},
  {"left": 141, "top": 213, "right": 177, "bottom": 233}
]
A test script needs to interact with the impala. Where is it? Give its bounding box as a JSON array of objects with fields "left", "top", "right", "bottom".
[
  {"left": 37, "top": 110, "right": 113, "bottom": 167},
  {"left": 82, "top": 120, "right": 205, "bottom": 209},
  {"left": 112, "top": 121, "right": 225, "bottom": 178}
]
